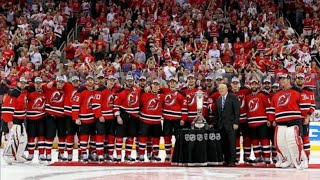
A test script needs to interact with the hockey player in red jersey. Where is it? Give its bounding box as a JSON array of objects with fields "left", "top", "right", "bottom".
[
  {"left": 245, "top": 79, "right": 272, "bottom": 164},
  {"left": 42, "top": 76, "right": 67, "bottom": 161},
  {"left": 229, "top": 77, "right": 252, "bottom": 163},
  {"left": 72, "top": 75, "right": 95, "bottom": 162},
  {"left": 25, "top": 77, "right": 46, "bottom": 162},
  {"left": 2, "top": 77, "right": 28, "bottom": 164},
  {"left": 269, "top": 74, "right": 309, "bottom": 169},
  {"left": 114, "top": 74, "right": 141, "bottom": 162},
  {"left": 135, "top": 75, "right": 153, "bottom": 161},
  {"left": 138, "top": 79, "right": 165, "bottom": 162},
  {"left": 64, "top": 76, "right": 81, "bottom": 161},
  {"left": 92, "top": 74, "right": 118, "bottom": 162},
  {"left": 180, "top": 74, "right": 207, "bottom": 128},
  {"left": 262, "top": 78, "right": 277, "bottom": 163},
  {"left": 162, "top": 76, "right": 187, "bottom": 161},
  {"left": 294, "top": 73, "right": 315, "bottom": 161}
]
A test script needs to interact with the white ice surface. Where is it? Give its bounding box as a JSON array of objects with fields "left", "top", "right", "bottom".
[{"left": 1, "top": 149, "right": 320, "bottom": 180}]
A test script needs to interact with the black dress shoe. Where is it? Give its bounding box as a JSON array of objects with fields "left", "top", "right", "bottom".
[
  {"left": 223, "top": 162, "right": 229, "bottom": 166},
  {"left": 228, "top": 162, "right": 236, "bottom": 167}
]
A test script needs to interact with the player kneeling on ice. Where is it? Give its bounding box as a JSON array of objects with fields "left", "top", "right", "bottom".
[
  {"left": 268, "top": 74, "right": 310, "bottom": 170},
  {"left": 2, "top": 77, "right": 28, "bottom": 164}
]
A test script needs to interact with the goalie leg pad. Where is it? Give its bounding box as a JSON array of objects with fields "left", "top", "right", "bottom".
[
  {"left": 286, "top": 125, "right": 306, "bottom": 170},
  {"left": 3, "top": 124, "right": 28, "bottom": 164},
  {"left": 16, "top": 124, "right": 28, "bottom": 162},
  {"left": 274, "top": 126, "right": 291, "bottom": 168}
]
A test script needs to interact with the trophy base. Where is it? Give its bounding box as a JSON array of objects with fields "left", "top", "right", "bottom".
[
  {"left": 193, "top": 122, "right": 208, "bottom": 130},
  {"left": 191, "top": 116, "right": 208, "bottom": 130}
]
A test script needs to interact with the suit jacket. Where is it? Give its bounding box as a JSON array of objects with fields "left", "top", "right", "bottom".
[{"left": 214, "top": 93, "right": 240, "bottom": 131}]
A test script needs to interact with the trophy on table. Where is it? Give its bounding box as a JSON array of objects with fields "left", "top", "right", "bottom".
[{"left": 191, "top": 89, "right": 208, "bottom": 130}]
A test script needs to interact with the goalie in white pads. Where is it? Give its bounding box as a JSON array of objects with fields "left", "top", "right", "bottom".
[
  {"left": 269, "top": 74, "right": 309, "bottom": 169},
  {"left": 1, "top": 77, "right": 28, "bottom": 164}
]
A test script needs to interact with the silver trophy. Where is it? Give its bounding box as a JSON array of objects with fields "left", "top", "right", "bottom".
[{"left": 191, "top": 89, "right": 208, "bottom": 130}]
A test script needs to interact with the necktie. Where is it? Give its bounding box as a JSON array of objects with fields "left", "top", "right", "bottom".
[{"left": 222, "top": 96, "right": 226, "bottom": 111}]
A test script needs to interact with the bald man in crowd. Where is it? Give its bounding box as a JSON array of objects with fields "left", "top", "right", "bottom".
[{"left": 214, "top": 84, "right": 240, "bottom": 167}]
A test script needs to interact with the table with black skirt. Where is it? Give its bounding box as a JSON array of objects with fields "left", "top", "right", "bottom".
[{"left": 171, "top": 129, "right": 224, "bottom": 166}]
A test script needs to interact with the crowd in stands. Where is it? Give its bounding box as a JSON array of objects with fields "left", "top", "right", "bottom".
[{"left": 0, "top": 0, "right": 319, "bottom": 91}]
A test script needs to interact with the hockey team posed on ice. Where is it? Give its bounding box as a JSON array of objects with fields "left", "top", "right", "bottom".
[{"left": 0, "top": 72, "right": 313, "bottom": 170}]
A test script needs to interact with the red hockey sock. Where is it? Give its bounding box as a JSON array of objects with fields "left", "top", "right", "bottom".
[
  {"left": 104, "top": 139, "right": 108, "bottom": 154},
  {"left": 27, "top": 137, "right": 35, "bottom": 155},
  {"left": 89, "top": 135, "right": 96, "bottom": 154},
  {"left": 252, "top": 139, "right": 261, "bottom": 158},
  {"left": 107, "top": 135, "right": 115, "bottom": 156},
  {"left": 138, "top": 136, "right": 147, "bottom": 156},
  {"left": 261, "top": 138, "right": 271, "bottom": 159},
  {"left": 58, "top": 137, "right": 65, "bottom": 154},
  {"left": 45, "top": 138, "right": 54, "bottom": 155},
  {"left": 38, "top": 136, "right": 45, "bottom": 155},
  {"left": 147, "top": 137, "right": 152, "bottom": 154},
  {"left": 243, "top": 136, "right": 252, "bottom": 158},
  {"left": 152, "top": 137, "right": 160, "bottom": 156},
  {"left": 303, "top": 135, "right": 310, "bottom": 158},
  {"left": 115, "top": 137, "right": 123, "bottom": 156},
  {"left": 65, "top": 134, "right": 74, "bottom": 155},
  {"left": 125, "top": 137, "right": 133, "bottom": 156},
  {"left": 164, "top": 136, "right": 172, "bottom": 155},
  {"left": 235, "top": 136, "right": 240, "bottom": 159},
  {"left": 79, "top": 134, "right": 89, "bottom": 155},
  {"left": 135, "top": 139, "right": 140, "bottom": 155},
  {"left": 95, "top": 134, "right": 105, "bottom": 156}
]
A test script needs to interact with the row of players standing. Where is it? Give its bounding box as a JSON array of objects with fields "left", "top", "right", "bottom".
[{"left": 1, "top": 72, "right": 315, "bottom": 164}]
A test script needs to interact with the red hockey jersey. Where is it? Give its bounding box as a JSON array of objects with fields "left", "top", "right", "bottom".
[
  {"left": 26, "top": 87, "right": 46, "bottom": 120},
  {"left": 161, "top": 88, "right": 187, "bottom": 121},
  {"left": 269, "top": 87, "right": 306, "bottom": 123},
  {"left": 92, "top": 86, "right": 118, "bottom": 120},
  {"left": 114, "top": 87, "right": 141, "bottom": 118},
  {"left": 180, "top": 87, "right": 208, "bottom": 121},
  {"left": 42, "top": 84, "right": 65, "bottom": 117},
  {"left": 139, "top": 92, "right": 165, "bottom": 125},
  {"left": 231, "top": 88, "right": 251, "bottom": 124},
  {"left": 72, "top": 87, "right": 95, "bottom": 124},
  {"left": 1, "top": 88, "right": 27, "bottom": 122},
  {"left": 245, "top": 92, "right": 271, "bottom": 127},
  {"left": 63, "top": 82, "right": 77, "bottom": 116}
]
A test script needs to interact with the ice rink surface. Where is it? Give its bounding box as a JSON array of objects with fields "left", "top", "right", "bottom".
[{"left": 1, "top": 150, "right": 320, "bottom": 180}]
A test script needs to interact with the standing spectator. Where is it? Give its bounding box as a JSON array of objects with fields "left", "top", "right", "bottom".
[
  {"left": 163, "top": 61, "right": 176, "bottom": 80},
  {"left": 29, "top": 48, "right": 42, "bottom": 68}
]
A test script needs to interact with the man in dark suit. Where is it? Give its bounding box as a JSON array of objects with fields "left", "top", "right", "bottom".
[{"left": 214, "top": 84, "right": 240, "bottom": 166}]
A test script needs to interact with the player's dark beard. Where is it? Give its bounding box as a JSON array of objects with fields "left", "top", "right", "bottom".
[
  {"left": 297, "top": 82, "right": 304, "bottom": 87},
  {"left": 264, "top": 86, "right": 271, "bottom": 91},
  {"left": 251, "top": 88, "right": 258, "bottom": 92}
]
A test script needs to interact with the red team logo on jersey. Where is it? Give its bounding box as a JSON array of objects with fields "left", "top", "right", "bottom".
[
  {"left": 87, "top": 95, "right": 93, "bottom": 109},
  {"left": 186, "top": 94, "right": 195, "bottom": 106},
  {"left": 248, "top": 98, "right": 259, "bottom": 112},
  {"left": 164, "top": 94, "right": 176, "bottom": 106},
  {"left": 277, "top": 93, "right": 291, "bottom": 107},
  {"left": 147, "top": 97, "right": 160, "bottom": 111},
  {"left": 32, "top": 97, "right": 46, "bottom": 110},
  {"left": 107, "top": 94, "right": 115, "bottom": 107},
  {"left": 128, "top": 92, "right": 138, "bottom": 107},
  {"left": 51, "top": 91, "right": 64, "bottom": 103}
]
